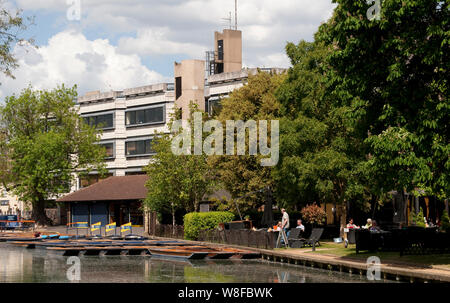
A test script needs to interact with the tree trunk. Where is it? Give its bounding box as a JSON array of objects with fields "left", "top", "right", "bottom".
[
  {"left": 171, "top": 204, "right": 176, "bottom": 237},
  {"left": 338, "top": 203, "right": 347, "bottom": 240},
  {"left": 32, "top": 198, "right": 52, "bottom": 227}
]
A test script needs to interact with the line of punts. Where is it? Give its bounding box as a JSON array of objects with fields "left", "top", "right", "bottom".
[{"left": 1, "top": 234, "right": 261, "bottom": 260}]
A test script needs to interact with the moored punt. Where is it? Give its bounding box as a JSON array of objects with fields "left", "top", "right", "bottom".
[
  {"left": 82, "top": 246, "right": 108, "bottom": 256},
  {"left": 173, "top": 246, "right": 235, "bottom": 259},
  {"left": 46, "top": 247, "right": 84, "bottom": 256},
  {"left": 2, "top": 237, "right": 41, "bottom": 242},
  {"left": 147, "top": 247, "right": 209, "bottom": 260},
  {"left": 6, "top": 241, "right": 37, "bottom": 249},
  {"left": 216, "top": 248, "right": 262, "bottom": 259}
]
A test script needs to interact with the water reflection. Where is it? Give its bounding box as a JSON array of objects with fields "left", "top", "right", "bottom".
[{"left": 0, "top": 244, "right": 380, "bottom": 283}]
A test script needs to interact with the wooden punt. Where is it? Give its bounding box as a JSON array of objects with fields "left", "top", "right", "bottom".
[
  {"left": 3, "top": 237, "right": 41, "bottom": 242},
  {"left": 82, "top": 246, "right": 108, "bottom": 256},
  {"left": 46, "top": 247, "right": 83, "bottom": 256},
  {"left": 6, "top": 241, "right": 37, "bottom": 249},
  {"left": 210, "top": 248, "right": 261, "bottom": 259},
  {"left": 173, "top": 246, "right": 235, "bottom": 259},
  {"left": 147, "top": 247, "right": 209, "bottom": 260}
]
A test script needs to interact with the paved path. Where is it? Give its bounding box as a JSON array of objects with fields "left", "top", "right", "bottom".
[{"left": 149, "top": 235, "right": 450, "bottom": 282}]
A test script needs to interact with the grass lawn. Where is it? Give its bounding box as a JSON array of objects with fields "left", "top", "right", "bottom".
[{"left": 276, "top": 241, "right": 450, "bottom": 269}]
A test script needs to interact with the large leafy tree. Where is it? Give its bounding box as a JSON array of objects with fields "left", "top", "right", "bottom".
[
  {"left": 273, "top": 40, "right": 368, "bottom": 234},
  {"left": 316, "top": 0, "right": 449, "bottom": 200},
  {"left": 144, "top": 104, "right": 216, "bottom": 230},
  {"left": 209, "top": 71, "right": 285, "bottom": 214},
  {"left": 0, "top": 85, "right": 107, "bottom": 225}
]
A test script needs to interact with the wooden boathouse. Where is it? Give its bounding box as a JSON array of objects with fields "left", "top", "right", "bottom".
[{"left": 57, "top": 175, "right": 148, "bottom": 227}]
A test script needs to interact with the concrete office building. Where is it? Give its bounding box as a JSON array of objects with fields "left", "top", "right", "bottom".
[
  {"left": 59, "top": 28, "right": 285, "bottom": 227},
  {"left": 74, "top": 83, "right": 175, "bottom": 188}
]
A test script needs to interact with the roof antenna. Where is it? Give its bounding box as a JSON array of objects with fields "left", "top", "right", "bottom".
[
  {"left": 221, "top": 11, "right": 232, "bottom": 29},
  {"left": 235, "top": 0, "right": 238, "bottom": 30}
]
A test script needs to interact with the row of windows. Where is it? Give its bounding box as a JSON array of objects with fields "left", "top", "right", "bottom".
[
  {"left": 99, "top": 139, "right": 155, "bottom": 158},
  {"left": 84, "top": 114, "right": 114, "bottom": 129},
  {"left": 125, "top": 107, "right": 164, "bottom": 126},
  {"left": 83, "top": 106, "right": 165, "bottom": 130}
]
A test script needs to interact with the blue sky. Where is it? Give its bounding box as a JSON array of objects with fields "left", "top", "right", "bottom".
[{"left": 0, "top": 0, "right": 336, "bottom": 99}]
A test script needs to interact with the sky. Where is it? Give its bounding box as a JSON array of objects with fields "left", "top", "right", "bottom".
[{"left": 0, "top": 0, "right": 336, "bottom": 99}]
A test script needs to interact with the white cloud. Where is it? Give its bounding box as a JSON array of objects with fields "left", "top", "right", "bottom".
[
  {"left": 2, "top": 0, "right": 337, "bottom": 99},
  {"left": 13, "top": 0, "right": 336, "bottom": 65},
  {"left": 117, "top": 27, "right": 207, "bottom": 58},
  {"left": 0, "top": 30, "right": 168, "bottom": 99}
]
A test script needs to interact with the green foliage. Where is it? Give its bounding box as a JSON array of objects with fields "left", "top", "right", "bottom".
[
  {"left": 0, "top": 85, "right": 106, "bottom": 225},
  {"left": 273, "top": 40, "right": 368, "bottom": 213},
  {"left": 409, "top": 206, "right": 426, "bottom": 228},
  {"left": 408, "top": 205, "right": 417, "bottom": 226},
  {"left": 416, "top": 208, "right": 426, "bottom": 228},
  {"left": 316, "top": 0, "right": 449, "bottom": 199},
  {"left": 144, "top": 103, "right": 216, "bottom": 224},
  {"left": 183, "top": 211, "right": 235, "bottom": 240},
  {"left": 209, "top": 71, "right": 286, "bottom": 213},
  {"left": 440, "top": 211, "right": 450, "bottom": 233},
  {"left": 0, "top": 6, "right": 35, "bottom": 79},
  {"left": 300, "top": 203, "right": 326, "bottom": 226}
]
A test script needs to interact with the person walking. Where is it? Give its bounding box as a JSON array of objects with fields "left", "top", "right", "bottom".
[{"left": 281, "top": 208, "right": 290, "bottom": 235}]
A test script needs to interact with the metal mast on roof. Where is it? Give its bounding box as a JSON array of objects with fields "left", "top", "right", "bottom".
[
  {"left": 235, "top": 0, "right": 238, "bottom": 30},
  {"left": 222, "top": 12, "right": 232, "bottom": 29}
]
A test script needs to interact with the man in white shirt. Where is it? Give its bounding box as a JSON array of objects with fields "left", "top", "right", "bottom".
[
  {"left": 281, "top": 208, "right": 290, "bottom": 231},
  {"left": 296, "top": 219, "right": 305, "bottom": 232}
]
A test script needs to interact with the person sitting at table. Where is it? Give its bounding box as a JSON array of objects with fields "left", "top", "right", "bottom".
[
  {"left": 274, "top": 221, "right": 282, "bottom": 231},
  {"left": 346, "top": 218, "right": 360, "bottom": 229},
  {"left": 363, "top": 218, "right": 372, "bottom": 229},
  {"left": 296, "top": 219, "right": 305, "bottom": 232},
  {"left": 369, "top": 220, "right": 381, "bottom": 232}
]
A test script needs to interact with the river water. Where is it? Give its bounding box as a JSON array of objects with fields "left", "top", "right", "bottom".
[{"left": 0, "top": 243, "right": 384, "bottom": 283}]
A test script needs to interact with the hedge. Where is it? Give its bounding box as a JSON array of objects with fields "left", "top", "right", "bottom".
[{"left": 183, "top": 211, "right": 235, "bottom": 240}]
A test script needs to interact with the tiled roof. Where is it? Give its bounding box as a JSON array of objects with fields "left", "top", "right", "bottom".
[{"left": 57, "top": 175, "right": 148, "bottom": 202}]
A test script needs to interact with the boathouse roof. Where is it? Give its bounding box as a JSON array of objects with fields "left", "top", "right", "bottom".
[{"left": 57, "top": 175, "right": 148, "bottom": 202}]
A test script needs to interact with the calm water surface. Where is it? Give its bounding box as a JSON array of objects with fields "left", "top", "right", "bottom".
[{"left": 0, "top": 243, "right": 384, "bottom": 283}]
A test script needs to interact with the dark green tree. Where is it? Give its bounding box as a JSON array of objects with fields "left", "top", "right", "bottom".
[
  {"left": 316, "top": 0, "right": 449, "bottom": 200},
  {"left": 273, "top": 40, "right": 369, "bottom": 234},
  {"left": 0, "top": 85, "right": 107, "bottom": 225}
]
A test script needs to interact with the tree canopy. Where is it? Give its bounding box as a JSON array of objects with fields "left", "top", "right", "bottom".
[
  {"left": 144, "top": 104, "right": 216, "bottom": 228},
  {"left": 209, "top": 71, "right": 285, "bottom": 214},
  {"left": 0, "top": 85, "right": 107, "bottom": 225},
  {"left": 316, "top": 0, "right": 449, "bottom": 199}
]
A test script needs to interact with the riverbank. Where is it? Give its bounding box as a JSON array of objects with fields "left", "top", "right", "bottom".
[
  {"left": 18, "top": 227, "right": 450, "bottom": 283},
  {"left": 148, "top": 236, "right": 450, "bottom": 283}
]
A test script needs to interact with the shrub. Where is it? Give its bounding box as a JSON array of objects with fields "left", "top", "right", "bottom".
[
  {"left": 300, "top": 203, "right": 326, "bottom": 226},
  {"left": 416, "top": 208, "right": 426, "bottom": 228},
  {"left": 441, "top": 211, "right": 450, "bottom": 233},
  {"left": 409, "top": 206, "right": 426, "bottom": 228},
  {"left": 183, "top": 211, "right": 235, "bottom": 240}
]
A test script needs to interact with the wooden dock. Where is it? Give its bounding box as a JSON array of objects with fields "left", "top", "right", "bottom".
[{"left": 5, "top": 238, "right": 260, "bottom": 260}]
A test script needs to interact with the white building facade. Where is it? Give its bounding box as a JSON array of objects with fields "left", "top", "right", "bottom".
[{"left": 74, "top": 83, "right": 175, "bottom": 190}]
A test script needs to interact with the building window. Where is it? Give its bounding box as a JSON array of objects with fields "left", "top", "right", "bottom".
[
  {"left": 125, "top": 139, "right": 154, "bottom": 157},
  {"left": 125, "top": 171, "right": 146, "bottom": 176},
  {"left": 0, "top": 200, "right": 9, "bottom": 206},
  {"left": 175, "top": 77, "right": 182, "bottom": 100},
  {"left": 79, "top": 173, "right": 113, "bottom": 188},
  {"left": 100, "top": 142, "right": 115, "bottom": 159},
  {"left": 83, "top": 113, "right": 114, "bottom": 130},
  {"left": 125, "top": 106, "right": 165, "bottom": 127},
  {"left": 217, "top": 40, "right": 224, "bottom": 60}
]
